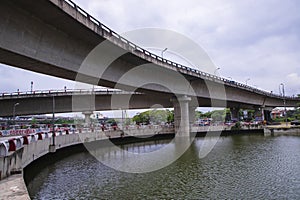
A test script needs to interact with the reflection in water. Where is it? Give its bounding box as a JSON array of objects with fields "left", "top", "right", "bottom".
[{"left": 26, "top": 136, "right": 300, "bottom": 199}]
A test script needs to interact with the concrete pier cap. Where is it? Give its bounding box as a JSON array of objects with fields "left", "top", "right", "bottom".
[{"left": 82, "top": 111, "right": 93, "bottom": 126}]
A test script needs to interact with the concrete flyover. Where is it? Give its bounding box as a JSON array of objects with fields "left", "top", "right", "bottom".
[
  {"left": 0, "top": 0, "right": 299, "bottom": 110},
  {"left": 0, "top": 89, "right": 173, "bottom": 117}
]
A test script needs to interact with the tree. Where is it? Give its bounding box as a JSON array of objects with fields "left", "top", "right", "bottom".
[
  {"left": 195, "top": 111, "right": 207, "bottom": 119},
  {"left": 132, "top": 109, "right": 174, "bottom": 125},
  {"left": 211, "top": 110, "right": 226, "bottom": 122},
  {"left": 166, "top": 110, "right": 174, "bottom": 123},
  {"left": 31, "top": 117, "right": 37, "bottom": 125},
  {"left": 106, "top": 118, "right": 117, "bottom": 125}
]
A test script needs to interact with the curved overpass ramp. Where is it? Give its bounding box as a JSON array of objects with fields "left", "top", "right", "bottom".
[{"left": 0, "top": 0, "right": 299, "bottom": 109}]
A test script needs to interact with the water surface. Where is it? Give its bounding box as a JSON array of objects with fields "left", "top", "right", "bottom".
[{"left": 26, "top": 135, "right": 300, "bottom": 199}]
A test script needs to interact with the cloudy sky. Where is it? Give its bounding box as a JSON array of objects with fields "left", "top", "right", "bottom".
[{"left": 1, "top": 0, "right": 299, "bottom": 97}]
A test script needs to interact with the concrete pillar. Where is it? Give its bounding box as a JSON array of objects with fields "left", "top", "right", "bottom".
[
  {"left": 189, "top": 106, "right": 196, "bottom": 127},
  {"left": 82, "top": 111, "right": 93, "bottom": 126},
  {"left": 260, "top": 107, "right": 272, "bottom": 122},
  {"left": 230, "top": 107, "right": 239, "bottom": 121},
  {"left": 172, "top": 95, "right": 191, "bottom": 136},
  {"left": 263, "top": 110, "right": 272, "bottom": 122}
]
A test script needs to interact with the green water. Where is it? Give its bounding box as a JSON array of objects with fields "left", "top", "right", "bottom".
[{"left": 26, "top": 135, "right": 300, "bottom": 199}]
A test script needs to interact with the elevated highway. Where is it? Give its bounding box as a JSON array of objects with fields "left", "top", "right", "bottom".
[
  {"left": 0, "top": 0, "right": 298, "bottom": 110},
  {"left": 0, "top": 89, "right": 172, "bottom": 117},
  {"left": 0, "top": 0, "right": 299, "bottom": 134}
]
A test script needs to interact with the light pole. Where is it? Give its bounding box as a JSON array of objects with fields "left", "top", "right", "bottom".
[
  {"left": 13, "top": 103, "right": 19, "bottom": 125},
  {"left": 52, "top": 96, "right": 56, "bottom": 145},
  {"left": 214, "top": 67, "right": 220, "bottom": 76},
  {"left": 121, "top": 109, "right": 124, "bottom": 129},
  {"left": 49, "top": 95, "right": 57, "bottom": 152},
  {"left": 279, "top": 83, "right": 287, "bottom": 126},
  {"left": 31, "top": 81, "right": 33, "bottom": 93},
  {"left": 246, "top": 78, "right": 250, "bottom": 85},
  {"left": 161, "top": 48, "right": 168, "bottom": 59}
]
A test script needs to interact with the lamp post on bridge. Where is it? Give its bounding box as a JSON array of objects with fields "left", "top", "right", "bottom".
[
  {"left": 279, "top": 83, "right": 287, "bottom": 127},
  {"left": 13, "top": 102, "right": 19, "bottom": 125},
  {"left": 49, "top": 95, "right": 56, "bottom": 152},
  {"left": 161, "top": 48, "right": 168, "bottom": 59},
  {"left": 31, "top": 81, "right": 33, "bottom": 93},
  {"left": 214, "top": 67, "right": 220, "bottom": 76},
  {"left": 245, "top": 78, "right": 250, "bottom": 85}
]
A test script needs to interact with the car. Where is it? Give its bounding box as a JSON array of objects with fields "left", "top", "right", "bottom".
[{"left": 291, "top": 120, "right": 300, "bottom": 125}]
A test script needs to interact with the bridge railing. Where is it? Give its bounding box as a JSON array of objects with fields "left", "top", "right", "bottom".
[
  {"left": 0, "top": 89, "right": 140, "bottom": 99},
  {"left": 0, "top": 124, "right": 174, "bottom": 158}
]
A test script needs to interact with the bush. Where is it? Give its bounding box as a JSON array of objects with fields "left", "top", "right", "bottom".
[{"left": 231, "top": 122, "right": 241, "bottom": 130}]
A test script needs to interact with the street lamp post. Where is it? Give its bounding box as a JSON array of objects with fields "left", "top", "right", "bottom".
[
  {"left": 31, "top": 81, "right": 33, "bottom": 93},
  {"left": 246, "top": 78, "right": 250, "bottom": 85},
  {"left": 161, "top": 48, "right": 168, "bottom": 59},
  {"left": 49, "top": 95, "right": 56, "bottom": 153},
  {"left": 280, "top": 83, "right": 287, "bottom": 126},
  {"left": 214, "top": 67, "right": 220, "bottom": 76},
  {"left": 52, "top": 96, "right": 55, "bottom": 145},
  {"left": 13, "top": 103, "right": 19, "bottom": 125}
]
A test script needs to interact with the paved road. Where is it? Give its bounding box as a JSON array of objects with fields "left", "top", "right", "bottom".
[{"left": 0, "top": 174, "right": 30, "bottom": 200}]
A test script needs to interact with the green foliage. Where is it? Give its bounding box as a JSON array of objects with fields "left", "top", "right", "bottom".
[
  {"left": 124, "top": 118, "right": 131, "bottom": 126},
  {"left": 31, "top": 117, "right": 37, "bottom": 125},
  {"left": 106, "top": 119, "right": 117, "bottom": 125},
  {"left": 273, "top": 108, "right": 300, "bottom": 122},
  {"left": 231, "top": 121, "right": 241, "bottom": 130},
  {"left": 247, "top": 109, "right": 255, "bottom": 119},
  {"left": 167, "top": 110, "right": 174, "bottom": 123},
  {"left": 196, "top": 109, "right": 231, "bottom": 122},
  {"left": 132, "top": 109, "right": 174, "bottom": 125},
  {"left": 211, "top": 110, "right": 226, "bottom": 122},
  {"left": 195, "top": 111, "right": 206, "bottom": 119},
  {"left": 54, "top": 118, "right": 74, "bottom": 124}
]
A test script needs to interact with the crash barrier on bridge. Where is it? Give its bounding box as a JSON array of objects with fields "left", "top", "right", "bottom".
[
  {"left": 0, "top": 125, "right": 174, "bottom": 180},
  {"left": 0, "top": 130, "right": 68, "bottom": 157},
  {"left": 0, "top": 128, "right": 78, "bottom": 179}
]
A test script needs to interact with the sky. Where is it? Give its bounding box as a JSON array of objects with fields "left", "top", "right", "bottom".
[{"left": 1, "top": 0, "right": 300, "bottom": 116}]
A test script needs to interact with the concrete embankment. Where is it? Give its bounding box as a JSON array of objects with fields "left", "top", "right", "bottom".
[
  {"left": 264, "top": 126, "right": 300, "bottom": 136},
  {"left": 0, "top": 126, "right": 170, "bottom": 199},
  {"left": 0, "top": 129, "right": 121, "bottom": 199}
]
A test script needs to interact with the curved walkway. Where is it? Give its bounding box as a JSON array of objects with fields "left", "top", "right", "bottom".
[{"left": 0, "top": 125, "right": 173, "bottom": 199}]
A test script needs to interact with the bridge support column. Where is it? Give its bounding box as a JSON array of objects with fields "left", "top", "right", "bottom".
[
  {"left": 82, "top": 111, "right": 93, "bottom": 126},
  {"left": 189, "top": 106, "right": 196, "bottom": 128},
  {"left": 260, "top": 107, "right": 272, "bottom": 122},
  {"left": 230, "top": 107, "right": 240, "bottom": 121},
  {"left": 172, "top": 95, "right": 192, "bottom": 136}
]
